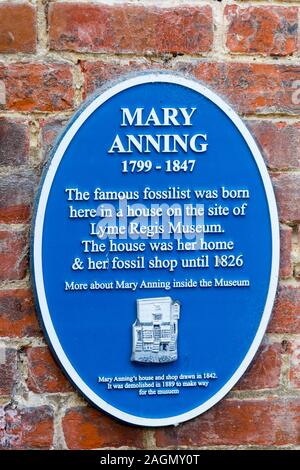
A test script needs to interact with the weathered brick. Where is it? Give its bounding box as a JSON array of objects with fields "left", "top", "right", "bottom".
[
  {"left": 0, "top": 169, "right": 36, "bottom": 223},
  {"left": 272, "top": 173, "right": 300, "bottom": 222},
  {"left": 81, "top": 60, "right": 151, "bottom": 97},
  {"left": 0, "top": 118, "right": 29, "bottom": 166},
  {"left": 82, "top": 61, "right": 300, "bottom": 115},
  {"left": 26, "top": 347, "right": 72, "bottom": 393},
  {"left": 40, "top": 118, "right": 67, "bottom": 160},
  {"left": 268, "top": 284, "right": 300, "bottom": 334},
  {"left": 0, "top": 406, "right": 53, "bottom": 449},
  {"left": 0, "top": 229, "right": 28, "bottom": 281},
  {"left": 0, "top": 3, "right": 36, "bottom": 53},
  {"left": 0, "top": 63, "right": 74, "bottom": 112},
  {"left": 249, "top": 121, "right": 300, "bottom": 170},
  {"left": 0, "top": 348, "right": 17, "bottom": 396},
  {"left": 234, "top": 341, "right": 282, "bottom": 391},
  {"left": 62, "top": 406, "right": 144, "bottom": 449},
  {"left": 289, "top": 338, "right": 300, "bottom": 389},
  {"left": 186, "top": 62, "right": 300, "bottom": 115},
  {"left": 49, "top": 3, "right": 213, "bottom": 54},
  {"left": 280, "top": 225, "right": 293, "bottom": 279},
  {"left": 225, "top": 6, "right": 298, "bottom": 56},
  {"left": 0, "top": 289, "right": 41, "bottom": 338},
  {"left": 155, "top": 398, "right": 300, "bottom": 447}
]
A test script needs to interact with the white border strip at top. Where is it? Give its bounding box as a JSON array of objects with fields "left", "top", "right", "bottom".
[{"left": 33, "top": 73, "right": 280, "bottom": 427}]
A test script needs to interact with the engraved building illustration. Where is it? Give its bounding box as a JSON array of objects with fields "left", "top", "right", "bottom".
[{"left": 131, "top": 297, "right": 180, "bottom": 363}]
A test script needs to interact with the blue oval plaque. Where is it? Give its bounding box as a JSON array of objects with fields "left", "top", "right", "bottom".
[{"left": 32, "top": 73, "right": 279, "bottom": 426}]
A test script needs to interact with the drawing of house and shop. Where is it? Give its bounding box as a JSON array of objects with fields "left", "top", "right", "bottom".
[{"left": 131, "top": 297, "right": 180, "bottom": 363}]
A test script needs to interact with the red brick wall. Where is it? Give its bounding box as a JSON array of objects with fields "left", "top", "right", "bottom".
[{"left": 0, "top": 1, "right": 299, "bottom": 450}]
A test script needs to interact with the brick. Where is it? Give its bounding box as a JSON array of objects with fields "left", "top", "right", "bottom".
[
  {"left": 0, "top": 229, "right": 28, "bottom": 281},
  {"left": 81, "top": 61, "right": 151, "bottom": 97},
  {"left": 0, "top": 118, "right": 29, "bottom": 166},
  {"left": 0, "top": 289, "right": 41, "bottom": 338},
  {"left": 0, "top": 3, "right": 36, "bottom": 53},
  {"left": 0, "top": 348, "right": 17, "bottom": 396},
  {"left": 268, "top": 285, "right": 300, "bottom": 334},
  {"left": 0, "top": 63, "right": 74, "bottom": 112},
  {"left": 249, "top": 121, "right": 300, "bottom": 170},
  {"left": 225, "top": 6, "right": 298, "bottom": 56},
  {"left": 289, "top": 339, "right": 300, "bottom": 389},
  {"left": 184, "top": 62, "right": 300, "bottom": 115},
  {"left": 155, "top": 398, "right": 300, "bottom": 447},
  {"left": 234, "top": 341, "right": 282, "bottom": 391},
  {"left": 26, "top": 347, "right": 72, "bottom": 393},
  {"left": 0, "top": 169, "right": 36, "bottom": 223},
  {"left": 0, "top": 406, "right": 53, "bottom": 449},
  {"left": 62, "top": 406, "right": 144, "bottom": 449},
  {"left": 82, "top": 61, "right": 300, "bottom": 115},
  {"left": 49, "top": 3, "right": 213, "bottom": 54},
  {"left": 40, "top": 118, "right": 67, "bottom": 160},
  {"left": 272, "top": 173, "right": 300, "bottom": 222},
  {"left": 280, "top": 225, "right": 293, "bottom": 278}
]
